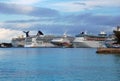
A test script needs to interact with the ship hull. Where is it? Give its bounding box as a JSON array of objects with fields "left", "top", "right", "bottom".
[
  {"left": 73, "top": 41, "right": 104, "bottom": 48},
  {"left": 51, "top": 42, "right": 72, "bottom": 47},
  {"left": 73, "top": 37, "right": 105, "bottom": 48},
  {"left": 51, "top": 38, "right": 72, "bottom": 47},
  {"left": 24, "top": 43, "right": 55, "bottom": 48}
]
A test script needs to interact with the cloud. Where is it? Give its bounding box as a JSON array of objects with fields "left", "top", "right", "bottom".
[
  {"left": 0, "top": 0, "right": 120, "bottom": 42},
  {"left": 48, "top": 0, "right": 120, "bottom": 12},
  {"left": 85, "top": 0, "right": 120, "bottom": 7},
  {"left": 0, "top": 3, "right": 34, "bottom": 14},
  {"left": 62, "top": 13, "right": 120, "bottom": 26},
  {"left": 74, "top": 2, "right": 86, "bottom": 6},
  {"left": 3, "top": 0, "right": 42, "bottom": 5},
  {"left": 1, "top": 0, "right": 120, "bottom": 13},
  {"left": 50, "top": 2, "right": 86, "bottom": 12},
  {"left": 0, "top": 28, "right": 23, "bottom": 42},
  {"left": 0, "top": 2, "right": 60, "bottom": 17},
  {"left": 1, "top": 13, "right": 120, "bottom": 35},
  {"left": 3, "top": 13, "right": 120, "bottom": 26}
]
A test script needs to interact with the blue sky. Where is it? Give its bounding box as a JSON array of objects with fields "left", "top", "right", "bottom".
[{"left": 0, "top": 0, "right": 120, "bottom": 42}]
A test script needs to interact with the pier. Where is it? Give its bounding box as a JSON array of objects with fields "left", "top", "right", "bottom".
[{"left": 96, "top": 48, "right": 120, "bottom": 54}]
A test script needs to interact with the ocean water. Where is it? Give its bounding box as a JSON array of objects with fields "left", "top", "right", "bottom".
[{"left": 0, "top": 48, "right": 120, "bottom": 81}]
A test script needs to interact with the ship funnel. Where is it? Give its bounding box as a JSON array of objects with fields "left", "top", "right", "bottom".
[
  {"left": 81, "top": 31, "right": 87, "bottom": 35},
  {"left": 37, "top": 30, "right": 44, "bottom": 36},
  {"left": 23, "top": 31, "right": 30, "bottom": 37}
]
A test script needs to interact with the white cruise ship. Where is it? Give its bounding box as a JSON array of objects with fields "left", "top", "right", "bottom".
[
  {"left": 51, "top": 33, "right": 72, "bottom": 47},
  {"left": 24, "top": 35, "right": 55, "bottom": 48},
  {"left": 73, "top": 32, "right": 107, "bottom": 48},
  {"left": 11, "top": 35, "right": 25, "bottom": 47},
  {"left": 11, "top": 31, "right": 55, "bottom": 47},
  {"left": 11, "top": 31, "right": 74, "bottom": 48}
]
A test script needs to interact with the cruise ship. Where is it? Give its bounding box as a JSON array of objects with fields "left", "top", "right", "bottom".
[
  {"left": 11, "top": 31, "right": 55, "bottom": 47},
  {"left": 11, "top": 31, "right": 74, "bottom": 48},
  {"left": 24, "top": 35, "right": 55, "bottom": 48},
  {"left": 51, "top": 33, "right": 73, "bottom": 47},
  {"left": 73, "top": 31, "right": 107, "bottom": 48},
  {"left": 11, "top": 35, "right": 25, "bottom": 47}
]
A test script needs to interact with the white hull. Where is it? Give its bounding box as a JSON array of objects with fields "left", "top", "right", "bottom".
[
  {"left": 24, "top": 43, "right": 55, "bottom": 48},
  {"left": 73, "top": 37, "right": 105, "bottom": 48},
  {"left": 51, "top": 38, "right": 72, "bottom": 47},
  {"left": 11, "top": 38, "right": 25, "bottom": 47},
  {"left": 24, "top": 36, "right": 55, "bottom": 48},
  {"left": 73, "top": 41, "right": 105, "bottom": 48}
]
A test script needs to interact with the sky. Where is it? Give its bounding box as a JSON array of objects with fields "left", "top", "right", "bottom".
[{"left": 0, "top": 0, "right": 120, "bottom": 42}]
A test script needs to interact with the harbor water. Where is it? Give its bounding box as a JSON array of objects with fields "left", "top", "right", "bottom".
[{"left": 0, "top": 48, "right": 120, "bottom": 81}]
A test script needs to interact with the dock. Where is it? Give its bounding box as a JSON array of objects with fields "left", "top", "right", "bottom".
[{"left": 96, "top": 48, "right": 120, "bottom": 54}]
